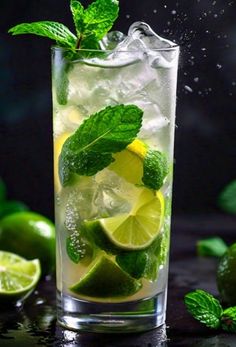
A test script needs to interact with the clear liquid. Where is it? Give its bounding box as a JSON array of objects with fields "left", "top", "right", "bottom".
[{"left": 53, "top": 48, "right": 178, "bottom": 330}]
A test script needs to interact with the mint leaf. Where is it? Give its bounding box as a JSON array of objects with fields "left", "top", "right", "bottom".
[
  {"left": 184, "top": 289, "right": 223, "bottom": 329},
  {"left": 197, "top": 237, "right": 228, "bottom": 258},
  {"left": 9, "top": 22, "right": 77, "bottom": 49},
  {"left": 221, "top": 307, "right": 236, "bottom": 333},
  {"left": 218, "top": 180, "right": 236, "bottom": 215},
  {"left": 142, "top": 150, "right": 169, "bottom": 190},
  {"left": 70, "top": 0, "right": 84, "bottom": 37},
  {"left": 66, "top": 235, "right": 81, "bottom": 264},
  {"left": 59, "top": 104, "right": 143, "bottom": 186},
  {"left": 79, "top": 0, "right": 119, "bottom": 49}
]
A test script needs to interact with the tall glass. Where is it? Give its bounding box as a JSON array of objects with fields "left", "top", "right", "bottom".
[{"left": 53, "top": 45, "right": 179, "bottom": 333}]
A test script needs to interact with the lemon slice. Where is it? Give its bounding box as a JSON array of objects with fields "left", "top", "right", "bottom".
[
  {"left": 99, "top": 189, "right": 165, "bottom": 250},
  {"left": 54, "top": 132, "right": 71, "bottom": 192},
  {"left": 0, "top": 251, "right": 41, "bottom": 301},
  {"left": 109, "top": 139, "right": 147, "bottom": 185}
]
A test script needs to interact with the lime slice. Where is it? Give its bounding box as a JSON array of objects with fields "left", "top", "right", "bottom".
[
  {"left": 0, "top": 251, "right": 41, "bottom": 301},
  {"left": 70, "top": 254, "right": 141, "bottom": 298},
  {"left": 99, "top": 189, "right": 165, "bottom": 250}
]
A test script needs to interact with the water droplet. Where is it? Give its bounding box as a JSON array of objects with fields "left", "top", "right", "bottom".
[
  {"left": 153, "top": 9, "right": 157, "bottom": 13},
  {"left": 232, "top": 82, "right": 236, "bottom": 86},
  {"left": 164, "top": 5, "right": 167, "bottom": 8},
  {"left": 212, "top": 0, "right": 217, "bottom": 5},
  {"left": 172, "top": 10, "right": 177, "bottom": 15},
  {"left": 126, "top": 14, "right": 130, "bottom": 19},
  {"left": 214, "top": 14, "right": 218, "bottom": 18},
  {"left": 216, "top": 63, "right": 222, "bottom": 69},
  {"left": 220, "top": 9, "right": 225, "bottom": 14},
  {"left": 34, "top": 298, "right": 45, "bottom": 305},
  {"left": 201, "top": 47, "right": 207, "bottom": 51},
  {"left": 184, "top": 85, "right": 193, "bottom": 93},
  {"left": 194, "top": 77, "right": 199, "bottom": 83}
]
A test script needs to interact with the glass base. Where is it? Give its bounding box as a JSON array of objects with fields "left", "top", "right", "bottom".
[{"left": 57, "top": 289, "right": 167, "bottom": 333}]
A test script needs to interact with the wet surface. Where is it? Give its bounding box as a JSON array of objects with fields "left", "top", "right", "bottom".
[{"left": 0, "top": 215, "right": 236, "bottom": 346}]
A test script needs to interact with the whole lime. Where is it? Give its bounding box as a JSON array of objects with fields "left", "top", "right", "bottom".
[
  {"left": 0, "top": 212, "right": 55, "bottom": 275},
  {"left": 217, "top": 243, "right": 236, "bottom": 305}
]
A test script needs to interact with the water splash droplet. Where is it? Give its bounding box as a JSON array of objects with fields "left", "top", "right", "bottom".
[
  {"left": 216, "top": 63, "right": 222, "bottom": 69},
  {"left": 184, "top": 85, "right": 193, "bottom": 93},
  {"left": 194, "top": 77, "right": 199, "bottom": 83}
]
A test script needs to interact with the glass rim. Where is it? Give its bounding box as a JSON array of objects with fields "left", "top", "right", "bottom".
[{"left": 51, "top": 44, "right": 180, "bottom": 54}]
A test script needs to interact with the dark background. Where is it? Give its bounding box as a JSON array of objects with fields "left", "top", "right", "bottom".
[{"left": 0, "top": 0, "right": 236, "bottom": 219}]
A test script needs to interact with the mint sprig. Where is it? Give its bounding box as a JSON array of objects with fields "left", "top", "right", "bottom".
[
  {"left": 59, "top": 104, "right": 143, "bottom": 186},
  {"left": 185, "top": 289, "right": 236, "bottom": 333},
  {"left": 221, "top": 307, "right": 236, "bottom": 333},
  {"left": 9, "top": 22, "right": 77, "bottom": 49},
  {"left": 197, "top": 237, "right": 228, "bottom": 258},
  {"left": 9, "top": 0, "right": 119, "bottom": 50},
  {"left": 184, "top": 290, "right": 223, "bottom": 329}
]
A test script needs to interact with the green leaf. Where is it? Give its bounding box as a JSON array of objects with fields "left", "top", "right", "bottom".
[
  {"left": 9, "top": 21, "right": 77, "bottom": 49},
  {"left": 184, "top": 289, "right": 223, "bottom": 329},
  {"left": 66, "top": 235, "right": 81, "bottom": 264},
  {"left": 142, "top": 150, "right": 169, "bottom": 190},
  {"left": 116, "top": 251, "right": 148, "bottom": 279},
  {"left": 71, "top": 0, "right": 119, "bottom": 49},
  {"left": 0, "top": 179, "right": 7, "bottom": 202},
  {"left": 0, "top": 201, "right": 29, "bottom": 220},
  {"left": 70, "top": 0, "right": 84, "bottom": 37},
  {"left": 218, "top": 180, "right": 236, "bottom": 215},
  {"left": 197, "top": 237, "right": 228, "bottom": 258},
  {"left": 221, "top": 307, "right": 236, "bottom": 333},
  {"left": 59, "top": 104, "right": 143, "bottom": 186}
]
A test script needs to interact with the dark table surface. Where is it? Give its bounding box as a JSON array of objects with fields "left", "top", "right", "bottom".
[{"left": 1, "top": 215, "right": 236, "bottom": 347}]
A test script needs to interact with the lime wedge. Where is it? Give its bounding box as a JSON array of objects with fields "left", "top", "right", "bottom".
[
  {"left": 0, "top": 251, "right": 41, "bottom": 301},
  {"left": 70, "top": 254, "right": 141, "bottom": 298},
  {"left": 99, "top": 189, "right": 165, "bottom": 250},
  {"left": 109, "top": 139, "right": 147, "bottom": 185}
]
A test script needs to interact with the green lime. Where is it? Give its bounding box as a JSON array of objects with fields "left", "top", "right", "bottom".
[
  {"left": 70, "top": 254, "right": 142, "bottom": 299},
  {"left": 0, "top": 212, "right": 55, "bottom": 275},
  {"left": 217, "top": 243, "right": 236, "bottom": 305},
  {"left": 99, "top": 188, "right": 165, "bottom": 250},
  {"left": 0, "top": 251, "right": 41, "bottom": 302},
  {"left": 81, "top": 220, "right": 120, "bottom": 254}
]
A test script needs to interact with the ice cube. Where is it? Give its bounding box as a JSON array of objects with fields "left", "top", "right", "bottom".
[
  {"left": 100, "top": 31, "right": 127, "bottom": 50},
  {"left": 127, "top": 22, "right": 179, "bottom": 68}
]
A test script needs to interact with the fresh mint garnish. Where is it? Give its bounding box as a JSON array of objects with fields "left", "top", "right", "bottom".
[
  {"left": 9, "top": 0, "right": 119, "bottom": 50},
  {"left": 59, "top": 104, "right": 143, "bottom": 186},
  {"left": 221, "top": 307, "right": 236, "bottom": 333},
  {"left": 9, "top": 22, "right": 77, "bottom": 49},
  {"left": 197, "top": 237, "right": 228, "bottom": 258},
  {"left": 143, "top": 150, "right": 169, "bottom": 190},
  {"left": 72, "top": 0, "right": 119, "bottom": 49},
  {"left": 184, "top": 289, "right": 223, "bottom": 329},
  {"left": 218, "top": 180, "right": 236, "bottom": 215}
]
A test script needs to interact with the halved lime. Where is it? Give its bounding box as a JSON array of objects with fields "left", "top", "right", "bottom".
[
  {"left": 0, "top": 251, "right": 41, "bottom": 301},
  {"left": 70, "top": 254, "right": 141, "bottom": 299},
  {"left": 99, "top": 189, "right": 165, "bottom": 250}
]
